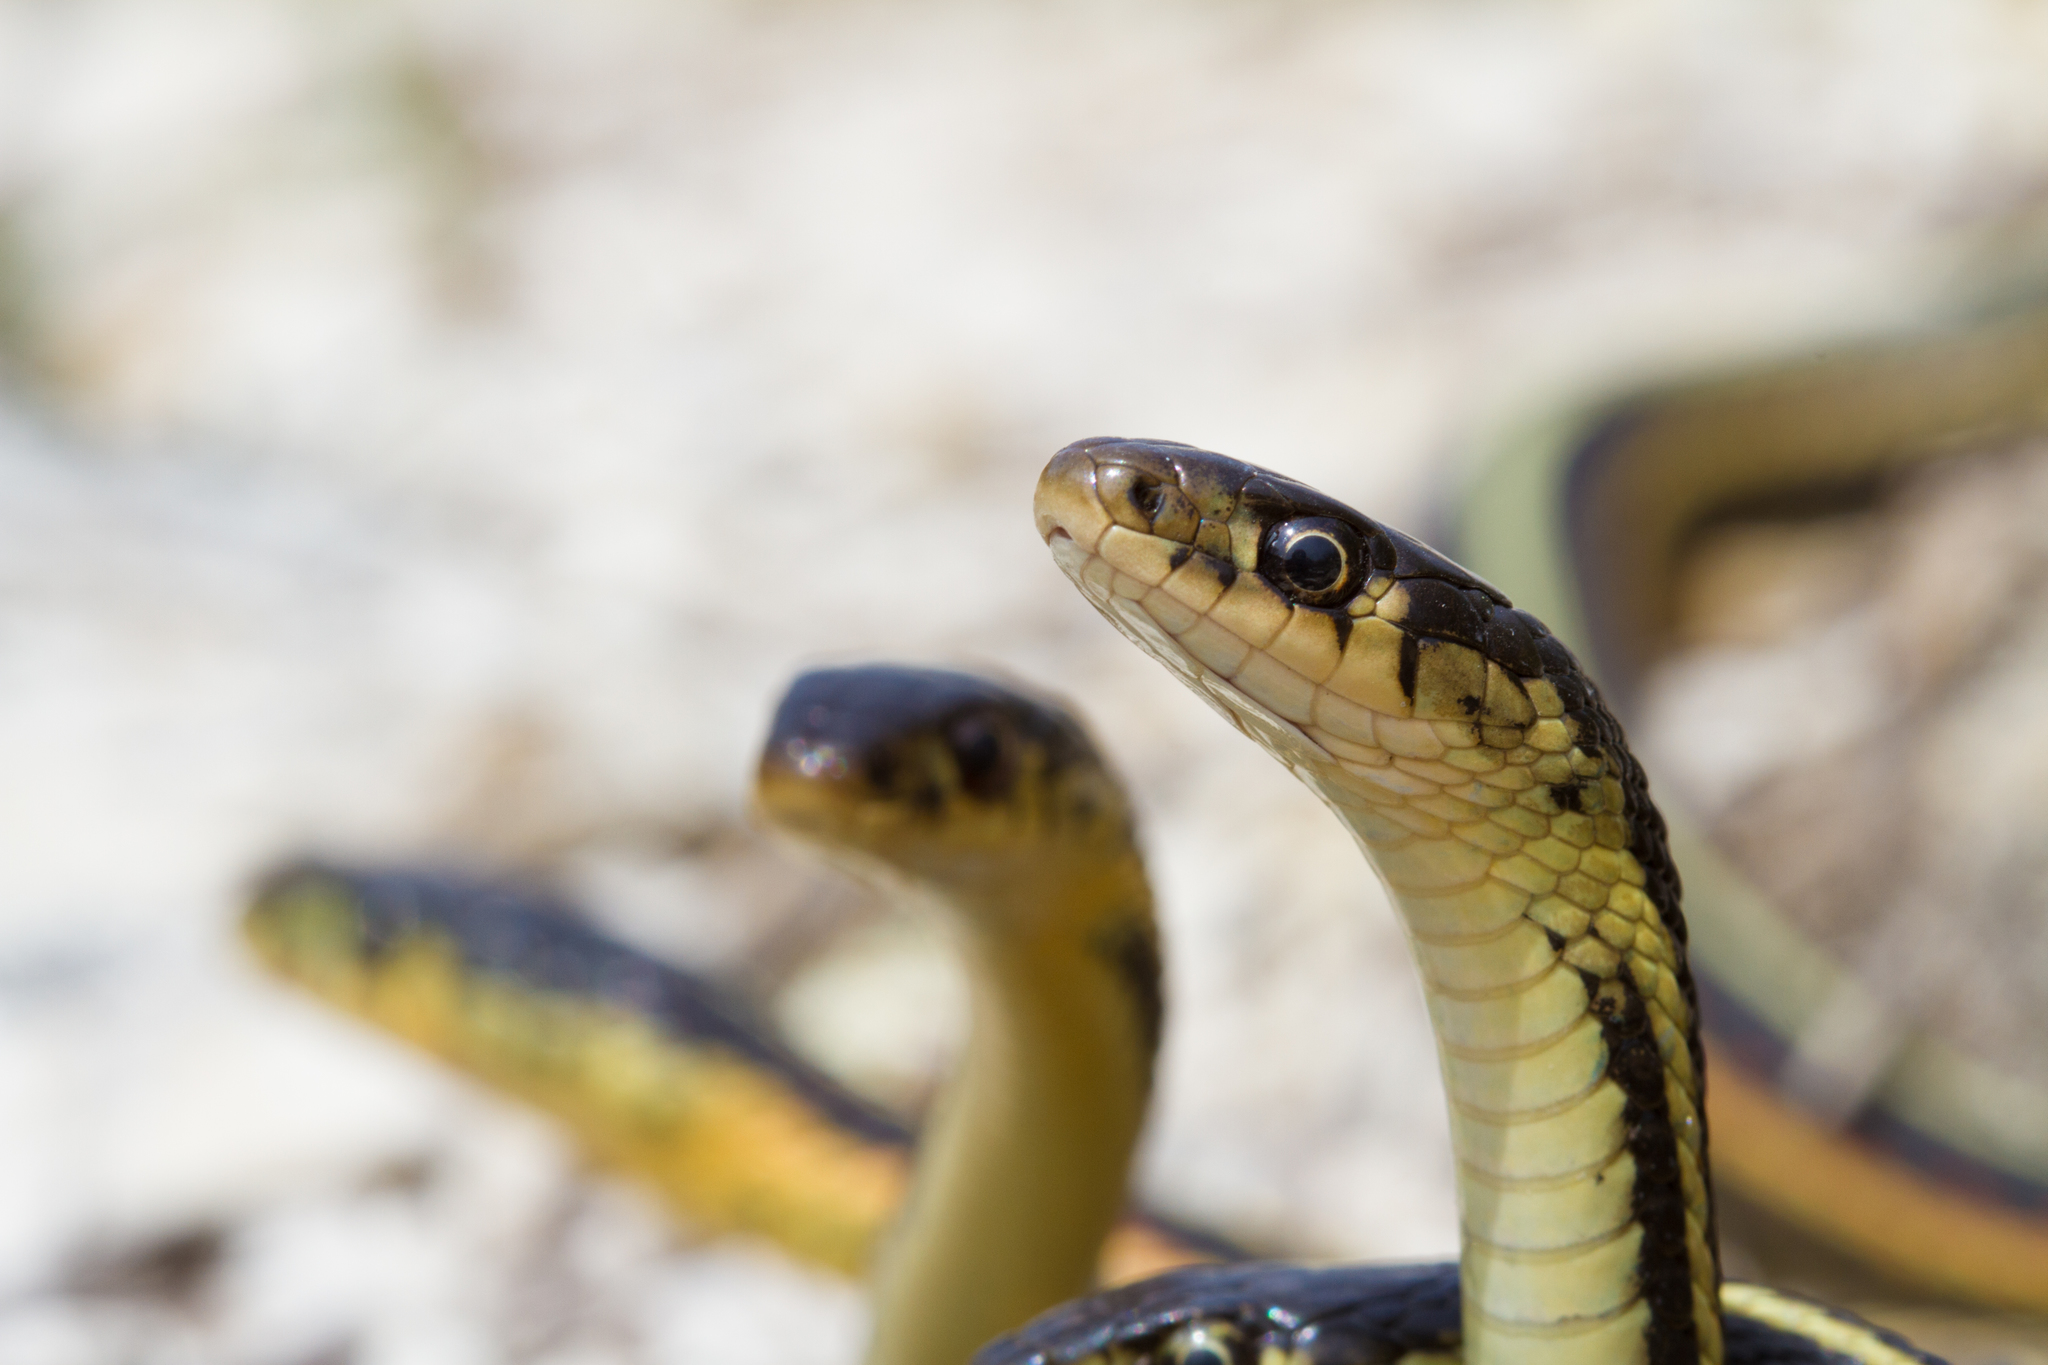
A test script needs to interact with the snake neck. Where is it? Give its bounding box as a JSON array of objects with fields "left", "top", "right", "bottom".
[
  {"left": 863, "top": 851, "right": 1159, "bottom": 1365},
  {"left": 1293, "top": 675, "right": 1717, "bottom": 1365},
  {"left": 1032, "top": 436, "right": 1798, "bottom": 1365}
]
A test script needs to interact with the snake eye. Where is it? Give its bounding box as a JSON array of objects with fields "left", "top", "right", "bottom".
[
  {"left": 1162, "top": 1321, "right": 1240, "bottom": 1365},
  {"left": 1260, "top": 516, "right": 1361, "bottom": 605},
  {"left": 947, "top": 713, "right": 1014, "bottom": 800}
]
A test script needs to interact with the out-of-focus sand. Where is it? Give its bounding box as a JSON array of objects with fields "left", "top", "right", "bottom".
[{"left": 4, "top": 3, "right": 2048, "bottom": 1361}]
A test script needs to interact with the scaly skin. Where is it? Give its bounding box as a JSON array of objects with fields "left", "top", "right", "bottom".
[
  {"left": 977, "top": 1262, "right": 1945, "bottom": 1365},
  {"left": 1452, "top": 301, "right": 2048, "bottom": 1310},
  {"left": 243, "top": 864, "right": 911, "bottom": 1273},
  {"left": 245, "top": 666, "right": 1228, "bottom": 1365},
  {"left": 1033, "top": 438, "right": 1720, "bottom": 1365},
  {"left": 756, "top": 667, "right": 1168, "bottom": 1365}
]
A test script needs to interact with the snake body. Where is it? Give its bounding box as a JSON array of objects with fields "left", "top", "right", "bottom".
[
  {"left": 246, "top": 859, "right": 916, "bottom": 1272},
  {"left": 1014, "top": 437, "right": 1946, "bottom": 1365},
  {"left": 1450, "top": 299, "right": 2048, "bottom": 1308},
  {"left": 244, "top": 666, "right": 1234, "bottom": 1357},
  {"left": 757, "top": 665, "right": 1185, "bottom": 1365},
  {"left": 984, "top": 1262, "right": 1941, "bottom": 1365}
]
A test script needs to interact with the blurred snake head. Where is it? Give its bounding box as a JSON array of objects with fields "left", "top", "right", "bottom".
[
  {"left": 755, "top": 666, "right": 1139, "bottom": 923},
  {"left": 243, "top": 861, "right": 377, "bottom": 995},
  {"left": 1033, "top": 437, "right": 1580, "bottom": 794}
]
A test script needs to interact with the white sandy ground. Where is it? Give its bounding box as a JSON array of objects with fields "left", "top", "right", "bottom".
[{"left": 4, "top": 3, "right": 2048, "bottom": 1362}]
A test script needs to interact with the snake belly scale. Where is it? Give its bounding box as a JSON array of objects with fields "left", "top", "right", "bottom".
[{"left": 1033, "top": 437, "right": 1722, "bottom": 1365}]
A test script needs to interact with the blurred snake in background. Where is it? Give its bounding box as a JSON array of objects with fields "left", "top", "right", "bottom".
[
  {"left": 998, "top": 437, "right": 1945, "bottom": 1365},
  {"left": 244, "top": 665, "right": 1232, "bottom": 1365},
  {"left": 1449, "top": 295, "right": 2048, "bottom": 1309},
  {"left": 246, "top": 330, "right": 2048, "bottom": 1362}
]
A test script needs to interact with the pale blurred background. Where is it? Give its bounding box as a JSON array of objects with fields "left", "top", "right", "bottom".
[{"left": 5, "top": 4, "right": 2048, "bottom": 1364}]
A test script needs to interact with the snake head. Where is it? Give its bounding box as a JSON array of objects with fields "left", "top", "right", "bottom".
[
  {"left": 1034, "top": 437, "right": 1577, "bottom": 803},
  {"left": 754, "top": 665, "right": 1140, "bottom": 927},
  {"left": 1035, "top": 437, "right": 1504, "bottom": 605}
]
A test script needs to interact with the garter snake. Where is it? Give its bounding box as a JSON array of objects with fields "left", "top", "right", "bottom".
[
  {"left": 244, "top": 665, "right": 1233, "bottom": 1361},
  {"left": 760, "top": 665, "right": 1185, "bottom": 1365},
  {"left": 1012, "top": 437, "right": 1948, "bottom": 1365},
  {"left": 246, "top": 858, "right": 916, "bottom": 1273},
  {"left": 1449, "top": 296, "right": 2048, "bottom": 1309}
]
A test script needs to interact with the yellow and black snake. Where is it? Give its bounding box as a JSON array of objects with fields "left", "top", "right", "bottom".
[
  {"left": 759, "top": 665, "right": 1190, "bottom": 1365},
  {"left": 999, "top": 437, "right": 1948, "bottom": 1365},
  {"left": 248, "top": 435, "right": 1980, "bottom": 1364},
  {"left": 245, "top": 665, "right": 1231, "bottom": 1363},
  {"left": 1450, "top": 296, "right": 2048, "bottom": 1308}
]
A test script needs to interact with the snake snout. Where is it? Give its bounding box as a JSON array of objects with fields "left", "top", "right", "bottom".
[
  {"left": 1035, "top": 438, "right": 1206, "bottom": 554},
  {"left": 1034, "top": 444, "right": 1109, "bottom": 547}
]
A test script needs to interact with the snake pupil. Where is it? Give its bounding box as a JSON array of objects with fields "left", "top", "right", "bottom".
[
  {"left": 1283, "top": 533, "right": 1342, "bottom": 590},
  {"left": 1260, "top": 516, "right": 1361, "bottom": 603}
]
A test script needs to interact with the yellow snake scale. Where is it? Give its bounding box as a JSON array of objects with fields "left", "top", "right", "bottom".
[{"left": 1022, "top": 436, "right": 1929, "bottom": 1365}]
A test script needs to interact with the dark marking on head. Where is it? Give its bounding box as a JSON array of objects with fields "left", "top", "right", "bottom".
[
  {"left": 1394, "top": 578, "right": 1489, "bottom": 650},
  {"left": 1549, "top": 781, "right": 1586, "bottom": 814},
  {"left": 1214, "top": 557, "right": 1238, "bottom": 590},
  {"left": 946, "top": 711, "right": 1015, "bottom": 801},
  {"left": 1091, "top": 916, "right": 1164, "bottom": 1075},
  {"left": 1386, "top": 533, "right": 1509, "bottom": 604},
  {"left": 1326, "top": 608, "right": 1353, "bottom": 652},
  {"left": 1169, "top": 545, "right": 1193, "bottom": 572},
  {"left": 763, "top": 666, "right": 1100, "bottom": 815},
  {"left": 1543, "top": 928, "right": 1566, "bottom": 952},
  {"left": 1483, "top": 607, "right": 1547, "bottom": 678},
  {"left": 1397, "top": 632, "right": 1420, "bottom": 702}
]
